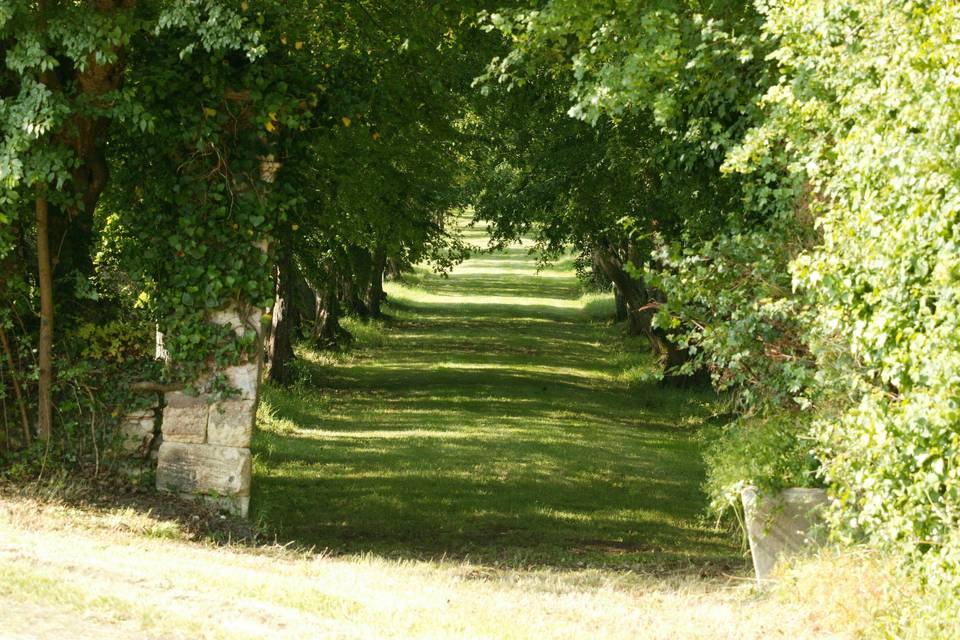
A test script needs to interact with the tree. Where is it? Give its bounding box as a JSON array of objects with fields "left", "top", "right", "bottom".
[
  {"left": 471, "top": 4, "right": 755, "bottom": 379},
  {"left": 1, "top": 1, "right": 269, "bottom": 448}
]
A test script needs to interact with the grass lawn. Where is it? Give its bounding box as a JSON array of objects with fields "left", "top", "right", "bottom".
[{"left": 253, "top": 224, "right": 741, "bottom": 572}]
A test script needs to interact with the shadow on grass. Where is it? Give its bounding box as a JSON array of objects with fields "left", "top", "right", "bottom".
[{"left": 252, "top": 242, "right": 741, "bottom": 574}]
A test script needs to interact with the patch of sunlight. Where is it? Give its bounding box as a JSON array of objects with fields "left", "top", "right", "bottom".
[
  {"left": 0, "top": 549, "right": 241, "bottom": 639},
  {"left": 257, "top": 398, "right": 300, "bottom": 435},
  {"left": 273, "top": 467, "right": 506, "bottom": 481},
  {"left": 386, "top": 283, "right": 582, "bottom": 309},
  {"left": 387, "top": 316, "right": 582, "bottom": 331},
  {"left": 296, "top": 348, "right": 346, "bottom": 366},
  {"left": 292, "top": 428, "right": 498, "bottom": 440},
  {"left": 369, "top": 394, "right": 554, "bottom": 406},
  {"left": 146, "top": 520, "right": 186, "bottom": 539},
  {"left": 0, "top": 506, "right": 882, "bottom": 639},
  {"left": 616, "top": 363, "right": 659, "bottom": 386},
  {"left": 453, "top": 258, "right": 541, "bottom": 268},
  {"left": 579, "top": 291, "right": 616, "bottom": 320},
  {"left": 295, "top": 418, "right": 547, "bottom": 440},
  {"left": 606, "top": 509, "right": 691, "bottom": 525},
  {"left": 340, "top": 316, "right": 389, "bottom": 347},
  {"left": 452, "top": 265, "right": 576, "bottom": 279},
  {"left": 369, "top": 360, "right": 612, "bottom": 381},
  {"left": 534, "top": 508, "right": 596, "bottom": 523}
]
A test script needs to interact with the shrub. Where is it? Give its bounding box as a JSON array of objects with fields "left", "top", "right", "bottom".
[
  {"left": 703, "top": 411, "right": 822, "bottom": 518},
  {"left": 745, "top": 0, "right": 960, "bottom": 575}
]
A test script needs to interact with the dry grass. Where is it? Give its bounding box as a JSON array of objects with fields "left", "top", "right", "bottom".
[
  {"left": 771, "top": 550, "right": 898, "bottom": 637},
  {"left": 0, "top": 493, "right": 903, "bottom": 639}
]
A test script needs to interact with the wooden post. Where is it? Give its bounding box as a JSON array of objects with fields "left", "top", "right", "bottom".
[{"left": 35, "top": 194, "right": 54, "bottom": 441}]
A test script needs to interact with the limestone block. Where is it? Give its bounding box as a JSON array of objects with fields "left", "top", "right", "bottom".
[
  {"left": 223, "top": 362, "right": 260, "bottom": 401},
  {"left": 208, "top": 308, "right": 241, "bottom": 332},
  {"left": 119, "top": 411, "right": 155, "bottom": 455},
  {"left": 207, "top": 399, "right": 256, "bottom": 447},
  {"left": 162, "top": 391, "right": 208, "bottom": 444},
  {"left": 742, "top": 487, "right": 829, "bottom": 583},
  {"left": 157, "top": 302, "right": 262, "bottom": 520},
  {"left": 156, "top": 441, "right": 251, "bottom": 497},
  {"left": 209, "top": 308, "right": 261, "bottom": 337}
]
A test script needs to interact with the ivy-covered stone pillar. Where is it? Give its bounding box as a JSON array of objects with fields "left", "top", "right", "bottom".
[
  {"left": 155, "top": 306, "right": 262, "bottom": 517},
  {"left": 152, "top": 145, "right": 279, "bottom": 517}
]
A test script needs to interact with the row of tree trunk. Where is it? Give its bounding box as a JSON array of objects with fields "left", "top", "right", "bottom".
[
  {"left": 266, "top": 238, "right": 699, "bottom": 387},
  {"left": 591, "top": 241, "right": 698, "bottom": 384},
  {"left": 264, "top": 243, "right": 390, "bottom": 385}
]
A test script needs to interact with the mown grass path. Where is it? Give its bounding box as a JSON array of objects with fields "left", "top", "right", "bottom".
[{"left": 255, "top": 226, "right": 740, "bottom": 572}]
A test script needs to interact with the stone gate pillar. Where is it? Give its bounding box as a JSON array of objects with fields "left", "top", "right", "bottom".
[
  {"left": 153, "top": 154, "right": 278, "bottom": 518},
  {"left": 155, "top": 307, "right": 262, "bottom": 517}
]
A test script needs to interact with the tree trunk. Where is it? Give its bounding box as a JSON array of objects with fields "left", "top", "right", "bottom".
[
  {"left": 590, "top": 249, "right": 610, "bottom": 292},
  {"left": 614, "top": 288, "right": 628, "bottom": 322},
  {"left": 593, "top": 244, "right": 697, "bottom": 384},
  {"left": 292, "top": 268, "right": 315, "bottom": 339},
  {"left": 594, "top": 247, "right": 657, "bottom": 340},
  {"left": 366, "top": 244, "right": 387, "bottom": 318},
  {"left": 46, "top": 1, "right": 127, "bottom": 291},
  {"left": 313, "top": 278, "right": 351, "bottom": 349},
  {"left": 344, "top": 247, "right": 373, "bottom": 318},
  {"left": 385, "top": 257, "right": 404, "bottom": 281},
  {"left": 0, "top": 325, "right": 31, "bottom": 447},
  {"left": 342, "top": 280, "right": 365, "bottom": 318},
  {"left": 35, "top": 194, "right": 54, "bottom": 441},
  {"left": 265, "top": 231, "right": 296, "bottom": 386},
  {"left": 25, "top": 1, "right": 130, "bottom": 443}
]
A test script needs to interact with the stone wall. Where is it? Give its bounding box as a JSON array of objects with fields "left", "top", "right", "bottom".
[
  {"left": 119, "top": 407, "right": 158, "bottom": 458},
  {"left": 154, "top": 307, "right": 262, "bottom": 517}
]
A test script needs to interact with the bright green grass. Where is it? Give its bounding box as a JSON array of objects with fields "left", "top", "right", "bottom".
[{"left": 252, "top": 226, "right": 741, "bottom": 572}]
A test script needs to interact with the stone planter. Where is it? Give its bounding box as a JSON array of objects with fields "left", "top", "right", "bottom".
[{"left": 741, "top": 486, "right": 829, "bottom": 583}]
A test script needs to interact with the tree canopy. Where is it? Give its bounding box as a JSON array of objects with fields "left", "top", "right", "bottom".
[{"left": 3, "top": 0, "right": 960, "bottom": 611}]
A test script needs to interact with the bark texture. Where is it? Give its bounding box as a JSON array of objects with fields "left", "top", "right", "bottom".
[
  {"left": 265, "top": 232, "right": 297, "bottom": 386},
  {"left": 313, "top": 275, "right": 351, "bottom": 349},
  {"left": 366, "top": 244, "right": 387, "bottom": 318},
  {"left": 593, "top": 242, "right": 697, "bottom": 385}
]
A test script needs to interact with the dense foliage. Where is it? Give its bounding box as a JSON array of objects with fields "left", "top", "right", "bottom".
[
  {"left": 475, "top": 0, "right": 960, "bottom": 613},
  {"left": 756, "top": 0, "right": 960, "bottom": 587},
  {"left": 1, "top": 0, "right": 269, "bottom": 463},
  {"left": 0, "top": 1, "right": 490, "bottom": 467}
]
